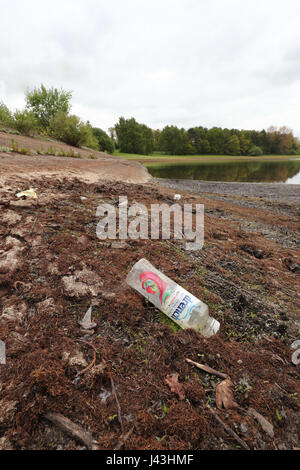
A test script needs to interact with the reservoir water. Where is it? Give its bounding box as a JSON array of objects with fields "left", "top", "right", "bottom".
[{"left": 146, "top": 158, "right": 300, "bottom": 184}]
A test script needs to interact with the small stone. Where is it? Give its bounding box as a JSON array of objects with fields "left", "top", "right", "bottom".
[
  {"left": 240, "top": 422, "right": 248, "bottom": 434},
  {"left": 111, "top": 241, "right": 129, "bottom": 250},
  {"left": 101, "top": 291, "right": 116, "bottom": 300}
]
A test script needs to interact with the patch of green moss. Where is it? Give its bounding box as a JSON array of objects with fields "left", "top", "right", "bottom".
[{"left": 155, "top": 311, "right": 181, "bottom": 333}]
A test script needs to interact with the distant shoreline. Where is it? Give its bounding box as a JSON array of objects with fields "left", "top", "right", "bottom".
[{"left": 153, "top": 177, "right": 300, "bottom": 204}]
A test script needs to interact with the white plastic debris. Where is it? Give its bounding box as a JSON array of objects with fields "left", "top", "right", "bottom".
[
  {"left": 127, "top": 259, "right": 220, "bottom": 337},
  {"left": 291, "top": 340, "right": 300, "bottom": 365},
  {"left": 174, "top": 194, "right": 182, "bottom": 201},
  {"left": 16, "top": 188, "right": 37, "bottom": 200},
  {"left": 79, "top": 306, "right": 97, "bottom": 330},
  {"left": 0, "top": 340, "right": 6, "bottom": 365}
]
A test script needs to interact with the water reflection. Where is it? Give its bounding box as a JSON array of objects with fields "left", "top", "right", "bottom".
[{"left": 147, "top": 159, "right": 300, "bottom": 184}]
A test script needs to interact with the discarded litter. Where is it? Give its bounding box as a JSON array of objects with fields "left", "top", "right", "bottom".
[
  {"left": 126, "top": 259, "right": 220, "bottom": 337},
  {"left": 174, "top": 194, "right": 182, "bottom": 201},
  {"left": 0, "top": 340, "right": 6, "bottom": 365},
  {"left": 79, "top": 306, "right": 97, "bottom": 330},
  {"left": 16, "top": 188, "right": 37, "bottom": 200},
  {"left": 291, "top": 340, "right": 300, "bottom": 365}
]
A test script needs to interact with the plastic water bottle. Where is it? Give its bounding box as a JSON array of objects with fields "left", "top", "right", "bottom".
[{"left": 126, "top": 259, "right": 220, "bottom": 337}]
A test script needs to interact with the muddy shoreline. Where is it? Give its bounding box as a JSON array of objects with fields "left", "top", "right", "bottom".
[
  {"left": 0, "top": 165, "right": 299, "bottom": 450},
  {"left": 153, "top": 178, "right": 300, "bottom": 205}
]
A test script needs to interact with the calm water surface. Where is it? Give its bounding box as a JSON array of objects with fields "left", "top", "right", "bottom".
[{"left": 147, "top": 158, "right": 300, "bottom": 184}]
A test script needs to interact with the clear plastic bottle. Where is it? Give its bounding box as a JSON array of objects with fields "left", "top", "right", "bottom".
[{"left": 126, "top": 259, "right": 220, "bottom": 337}]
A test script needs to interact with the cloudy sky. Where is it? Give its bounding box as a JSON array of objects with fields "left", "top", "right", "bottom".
[{"left": 1, "top": 0, "right": 300, "bottom": 135}]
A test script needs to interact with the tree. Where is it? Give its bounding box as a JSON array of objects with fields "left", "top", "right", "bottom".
[
  {"left": 26, "top": 84, "right": 72, "bottom": 129},
  {"left": 49, "top": 112, "right": 98, "bottom": 149},
  {"left": 115, "top": 117, "right": 154, "bottom": 155},
  {"left": 0, "top": 101, "right": 13, "bottom": 127},
  {"left": 239, "top": 133, "right": 251, "bottom": 155},
  {"left": 13, "top": 109, "right": 38, "bottom": 136},
  {"left": 207, "top": 127, "right": 225, "bottom": 154},
  {"left": 248, "top": 145, "right": 263, "bottom": 156},
  {"left": 225, "top": 135, "right": 241, "bottom": 155},
  {"left": 92, "top": 128, "right": 115, "bottom": 153}
]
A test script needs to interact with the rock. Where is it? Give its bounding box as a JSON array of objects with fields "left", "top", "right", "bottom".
[
  {"left": 101, "top": 291, "right": 116, "bottom": 301},
  {"left": 111, "top": 241, "right": 129, "bottom": 250},
  {"left": 0, "top": 246, "right": 25, "bottom": 277},
  {"left": 62, "top": 268, "right": 103, "bottom": 298},
  {"left": 240, "top": 422, "right": 248, "bottom": 434},
  {"left": 1, "top": 210, "right": 22, "bottom": 226},
  {"left": 284, "top": 258, "right": 300, "bottom": 274},
  {"left": 62, "top": 351, "right": 88, "bottom": 368},
  {"left": 10, "top": 199, "right": 36, "bottom": 208},
  {"left": 1, "top": 301, "right": 28, "bottom": 323}
]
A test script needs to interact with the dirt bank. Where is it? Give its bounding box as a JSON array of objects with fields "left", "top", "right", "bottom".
[
  {"left": 0, "top": 171, "right": 299, "bottom": 451},
  {"left": 0, "top": 131, "right": 150, "bottom": 184}
]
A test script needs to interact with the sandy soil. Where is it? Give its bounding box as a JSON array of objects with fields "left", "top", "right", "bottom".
[{"left": 0, "top": 141, "right": 299, "bottom": 451}]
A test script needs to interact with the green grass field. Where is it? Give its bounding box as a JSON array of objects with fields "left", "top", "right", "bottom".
[{"left": 113, "top": 150, "right": 298, "bottom": 163}]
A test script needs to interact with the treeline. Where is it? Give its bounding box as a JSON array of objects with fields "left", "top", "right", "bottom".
[
  {"left": 113, "top": 118, "right": 300, "bottom": 156},
  {"left": 0, "top": 85, "right": 115, "bottom": 153},
  {"left": 1, "top": 86, "right": 299, "bottom": 157}
]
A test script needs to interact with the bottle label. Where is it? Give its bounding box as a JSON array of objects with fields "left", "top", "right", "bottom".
[
  {"left": 164, "top": 287, "right": 198, "bottom": 324},
  {"left": 139, "top": 270, "right": 198, "bottom": 325}
]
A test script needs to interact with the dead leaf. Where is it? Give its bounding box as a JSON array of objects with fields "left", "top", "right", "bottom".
[
  {"left": 216, "top": 378, "right": 238, "bottom": 410},
  {"left": 248, "top": 408, "right": 274, "bottom": 438},
  {"left": 165, "top": 373, "right": 185, "bottom": 401}
]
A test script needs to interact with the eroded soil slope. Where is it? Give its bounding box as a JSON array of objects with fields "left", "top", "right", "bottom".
[
  {"left": 0, "top": 176, "right": 299, "bottom": 450},
  {"left": 0, "top": 131, "right": 150, "bottom": 184}
]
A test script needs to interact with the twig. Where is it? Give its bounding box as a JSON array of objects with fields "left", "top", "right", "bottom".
[
  {"left": 44, "top": 412, "right": 99, "bottom": 450},
  {"left": 76, "top": 340, "right": 97, "bottom": 376},
  {"left": 114, "top": 427, "right": 134, "bottom": 450},
  {"left": 208, "top": 406, "right": 250, "bottom": 450},
  {"left": 109, "top": 372, "right": 124, "bottom": 434},
  {"left": 186, "top": 358, "right": 228, "bottom": 380}
]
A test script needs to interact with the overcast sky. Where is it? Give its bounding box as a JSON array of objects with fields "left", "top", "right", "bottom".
[{"left": 1, "top": 0, "right": 300, "bottom": 135}]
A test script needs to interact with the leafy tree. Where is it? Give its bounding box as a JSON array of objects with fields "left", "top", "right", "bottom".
[
  {"left": 248, "top": 145, "right": 263, "bottom": 156},
  {"left": 0, "top": 101, "right": 13, "bottom": 127},
  {"left": 13, "top": 109, "right": 38, "bottom": 136},
  {"left": 153, "top": 129, "right": 162, "bottom": 151},
  {"left": 49, "top": 112, "right": 98, "bottom": 149},
  {"left": 225, "top": 135, "right": 241, "bottom": 155},
  {"left": 159, "top": 126, "right": 195, "bottom": 155},
  {"left": 26, "top": 84, "right": 72, "bottom": 129},
  {"left": 207, "top": 127, "right": 225, "bottom": 154},
  {"left": 92, "top": 128, "right": 115, "bottom": 153},
  {"left": 240, "top": 133, "right": 251, "bottom": 155},
  {"left": 115, "top": 117, "right": 154, "bottom": 155}
]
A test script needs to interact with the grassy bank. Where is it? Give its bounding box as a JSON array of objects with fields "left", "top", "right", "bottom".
[{"left": 113, "top": 150, "right": 298, "bottom": 164}]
